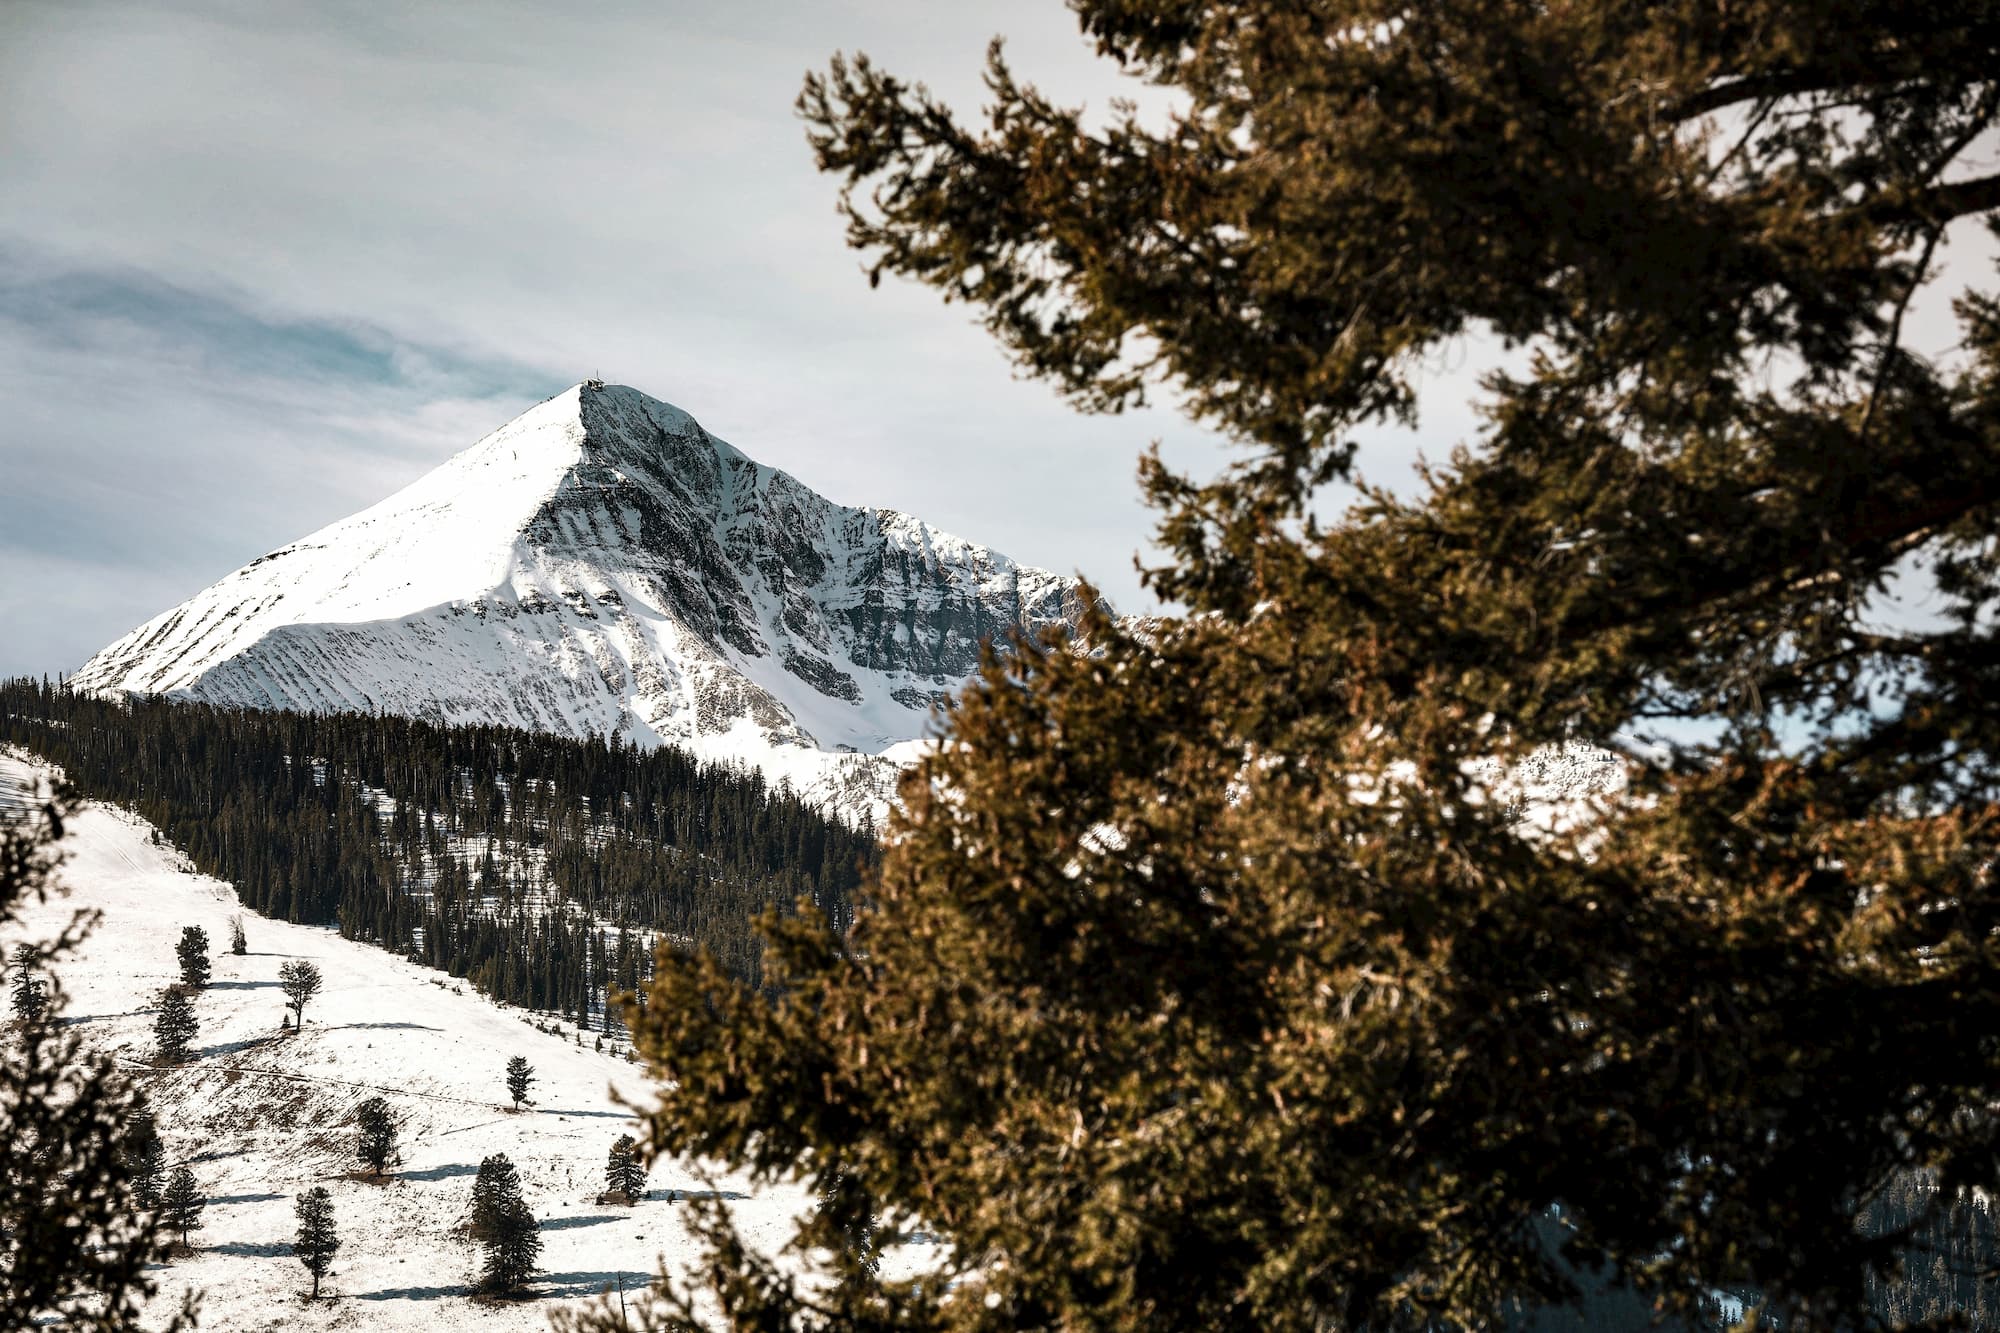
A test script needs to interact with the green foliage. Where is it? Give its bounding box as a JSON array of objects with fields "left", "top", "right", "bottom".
[
  {"left": 589, "top": 3, "right": 2000, "bottom": 1331},
  {"left": 469, "top": 1153, "right": 523, "bottom": 1243},
  {"left": 150, "top": 987, "right": 197, "bottom": 1067},
  {"left": 160, "top": 1167, "right": 203, "bottom": 1252},
  {"left": 606, "top": 1134, "right": 645, "bottom": 1202},
  {"left": 470, "top": 1151, "right": 541, "bottom": 1293},
  {"left": 292, "top": 1186, "right": 338, "bottom": 1301},
  {"left": 0, "top": 680, "right": 876, "bottom": 1003},
  {"left": 478, "top": 1194, "right": 542, "bottom": 1296},
  {"left": 8, "top": 943, "right": 46, "bottom": 1025},
  {"left": 0, "top": 789, "right": 189, "bottom": 1330},
  {"left": 228, "top": 914, "right": 246, "bottom": 956},
  {"left": 354, "top": 1096, "right": 396, "bottom": 1177},
  {"left": 173, "top": 926, "right": 208, "bottom": 989},
  {"left": 278, "top": 960, "right": 321, "bottom": 1028},
  {"left": 124, "top": 1108, "right": 164, "bottom": 1211},
  {"left": 504, "top": 1056, "right": 534, "bottom": 1110}
]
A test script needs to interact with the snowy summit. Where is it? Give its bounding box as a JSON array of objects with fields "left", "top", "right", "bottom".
[{"left": 73, "top": 384, "right": 1090, "bottom": 821}]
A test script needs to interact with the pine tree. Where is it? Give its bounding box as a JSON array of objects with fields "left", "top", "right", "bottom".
[
  {"left": 125, "top": 1109, "right": 165, "bottom": 1211},
  {"left": 160, "top": 1166, "right": 204, "bottom": 1252},
  {"left": 581, "top": 4, "right": 2000, "bottom": 1330},
  {"left": 292, "top": 1186, "right": 338, "bottom": 1301},
  {"left": 503, "top": 1055, "right": 534, "bottom": 1111},
  {"left": 173, "top": 927, "right": 209, "bottom": 989},
  {"left": 0, "top": 788, "right": 184, "bottom": 1331},
  {"left": 278, "top": 960, "right": 322, "bottom": 1028},
  {"left": 469, "top": 1153, "right": 540, "bottom": 1294},
  {"left": 354, "top": 1096, "right": 395, "bottom": 1178},
  {"left": 605, "top": 1135, "right": 644, "bottom": 1203},
  {"left": 151, "top": 986, "right": 197, "bottom": 1066},
  {"left": 814, "top": 1172, "right": 879, "bottom": 1278},
  {"left": 478, "top": 1195, "right": 542, "bottom": 1296},
  {"left": 469, "top": 1152, "right": 522, "bottom": 1243},
  {"left": 9, "top": 942, "right": 47, "bottom": 1024},
  {"left": 228, "top": 915, "right": 246, "bottom": 956}
]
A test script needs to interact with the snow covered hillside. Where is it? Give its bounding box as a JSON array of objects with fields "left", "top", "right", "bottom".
[
  {"left": 1, "top": 753, "right": 919, "bottom": 1330},
  {"left": 72, "top": 383, "right": 1089, "bottom": 824}
]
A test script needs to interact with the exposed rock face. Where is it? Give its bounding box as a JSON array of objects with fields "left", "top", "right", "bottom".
[{"left": 73, "top": 383, "right": 1089, "bottom": 822}]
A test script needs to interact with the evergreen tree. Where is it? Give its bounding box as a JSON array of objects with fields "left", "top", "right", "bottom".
[
  {"left": 0, "top": 677, "right": 874, "bottom": 1002},
  {"left": 0, "top": 788, "right": 186, "bottom": 1330},
  {"left": 160, "top": 1166, "right": 203, "bottom": 1252},
  {"left": 584, "top": 3, "right": 2000, "bottom": 1330},
  {"left": 503, "top": 1056, "right": 534, "bottom": 1111},
  {"left": 478, "top": 1194, "right": 542, "bottom": 1296},
  {"left": 469, "top": 1153, "right": 523, "bottom": 1243},
  {"left": 125, "top": 1109, "right": 165, "bottom": 1211},
  {"left": 291, "top": 1186, "right": 338, "bottom": 1301},
  {"left": 353, "top": 1096, "right": 395, "bottom": 1178},
  {"left": 278, "top": 960, "right": 322, "bottom": 1029},
  {"left": 814, "top": 1171, "right": 879, "bottom": 1279},
  {"left": 151, "top": 986, "right": 197, "bottom": 1066},
  {"left": 228, "top": 915, "right": 246, "bottom": 956},
  {"left": 9, "top": 942, "right": 47, "bottom": 1024},
  {"left": 173, "top": 927, "right": 209, "bottom": 989},
  {"left": 605, "top": 1135, "right": 644, "bottom": 1203}
]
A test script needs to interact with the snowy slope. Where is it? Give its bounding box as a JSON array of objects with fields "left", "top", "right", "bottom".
[
  {"left": 0, "top": 753, "right": 929, "bottom": 1330},
  {"left": 72, "top": 384, "right": 1088, "bottom": 823}
]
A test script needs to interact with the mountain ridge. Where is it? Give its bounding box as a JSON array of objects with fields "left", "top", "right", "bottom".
[{"left": 73, "top": 383, "right": 1090, "bottom": 821}]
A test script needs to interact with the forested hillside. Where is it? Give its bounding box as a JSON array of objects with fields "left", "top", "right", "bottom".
[{"left": 0, "top": 678, "right": 875, "bottom": 1010}]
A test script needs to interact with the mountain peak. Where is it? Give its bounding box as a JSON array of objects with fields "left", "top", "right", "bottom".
[{"left": 72, "top": 384, "right": 1087, "bottom": 823}]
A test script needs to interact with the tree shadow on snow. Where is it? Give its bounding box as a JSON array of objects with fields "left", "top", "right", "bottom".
[
  {"left": 399, "top": 1161, "right": 483, "bottom": 1182},
  {"left": 206, "top": 980, "right": 280, "bottom": 991},
  {"left": 657, "top": 1188, "right": 746, "bottom": 1202},
  {"left": 210, "top": 1192, "right": 286, "bottom": 1205},
  {"left": 537, "top": 1214, "right": 622, "bottom": 1232},
  {"left": 195, "top": 1035, "right": 283, "bottom": 1059},
  {"left": 61, "top": 1009, "right": 154, "bottom": 1025},
  {"left": 534, "top": 1270, "right": 657, "bottom": 1299},
  {"left": 542, "top": 1108, "right": 634, "bottom": 1120},
  {"left": 329, "top": 1021, "right": 442, "bottom": 1033},
  {"left": 212, "top": 1241, "right": 293, "bottom": 1258},
  {"left": 355, "top": 1283, "right": 472, "bottom": 1302}
]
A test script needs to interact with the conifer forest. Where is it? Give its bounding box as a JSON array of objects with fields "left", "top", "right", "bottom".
[{"left": 0, "top": 679, "right": 874, "bottom": 1009}]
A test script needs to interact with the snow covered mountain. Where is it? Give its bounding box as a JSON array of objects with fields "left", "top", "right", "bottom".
[{"left": 73, "top": 383, "right": 1089, "bottom": 821}]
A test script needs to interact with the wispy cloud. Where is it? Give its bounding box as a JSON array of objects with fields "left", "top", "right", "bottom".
[
  {"left": 0, "top": 253, "right": 563, "bottom": 671},
  {"left": 0, "top": 0, "right": 1492, "bottom": 679}
]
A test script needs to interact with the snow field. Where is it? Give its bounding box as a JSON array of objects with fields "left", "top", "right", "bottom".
[{"left": 2, "top": 754, "right": 928, "bottom": 1330}]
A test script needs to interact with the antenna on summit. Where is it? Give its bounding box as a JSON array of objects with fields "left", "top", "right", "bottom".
[{"left": 584, "top": 373, "right": 605, "bottom": 390}]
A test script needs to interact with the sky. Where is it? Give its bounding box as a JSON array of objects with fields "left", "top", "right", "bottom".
[
  {"left": 2, "top": 2, "right": 1990, "bottom": 679},
  {"left": 0, "top": 0, "right": 1254, "bottom": 678}
]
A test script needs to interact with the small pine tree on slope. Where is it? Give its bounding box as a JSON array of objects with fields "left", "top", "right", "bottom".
[
  {"left": 9, "top": 942, "right": 47, "bottom": 1023},
  {"left": 161, "top": 1166, "right": 204, "bottom": 1253},
  {"left": 469, "top": 1151, "right": 542, "bottom": 1292},
  {"left": 125, "top": 1108, "right": 165, "bottom": 1210},
  {"left": 354, "top": 1096, "right": 396, "bottom": 1178},
  {"left": 292, "top": 1187, "right": 338, "bottom": 1301},
  {"left": 504, "top": 1055, "right": 534, "bottom": 1111},
  {"left": 173, "top": 927, "right": 208, "bottom": 989},
  {"left": 278, "top": 960, "right": 321, "bottom": 1028},
  {"left": 228, "top": 914, "right": 246, "bottom": 956},
  {"left": 605, "top": 1135, "right": 645, "bottom": 1203},
  {"left": 479, "top": 1195, "right": 542, "bottom": 1296},
  {"left": 470, "top": 1153, "right": 523, "bottom": 1243},
  {"left": 151, "top": 986, "right": 197, "bottom": 1065}
]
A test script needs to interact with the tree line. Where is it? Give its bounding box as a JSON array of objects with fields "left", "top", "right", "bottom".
[{"left": 0, "top": 678, "right": 876, "bottom": 1008}]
